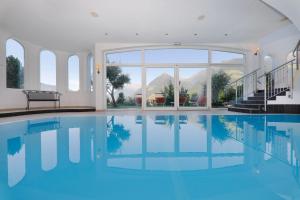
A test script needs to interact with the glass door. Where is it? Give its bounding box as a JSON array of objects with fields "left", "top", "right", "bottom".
[
  {"left": 178, "top": 67, "right": 208, "bottom": 109},
  {"left": 145, "top": 67, "right": 176, "bottom": 109}
]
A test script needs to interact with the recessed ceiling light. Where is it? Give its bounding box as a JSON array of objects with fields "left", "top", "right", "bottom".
[
  {"left": 197, "top": 15, "right": 205, "bottom": 21},
  {"left": 90, "top": 11, "right": 99, "bottom": 18}
]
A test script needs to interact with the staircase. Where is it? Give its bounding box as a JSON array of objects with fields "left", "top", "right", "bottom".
[
  {"left": 227, "top": 40, "right": 300, "bottom": 113},
  {"left": 228, "top": 89, "right": 289, "bottom": 113}
]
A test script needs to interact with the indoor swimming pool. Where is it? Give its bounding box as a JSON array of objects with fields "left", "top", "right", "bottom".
[{"left": 0, "top": 114, "right": 300, "bottom": 199}]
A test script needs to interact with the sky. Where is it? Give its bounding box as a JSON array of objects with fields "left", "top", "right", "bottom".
[
  {"left": 68, "top": 55, "right": 80, "bottom": 91},
  {"left": 6, "top": 39, "right": 24, "bottom": 67},
  {"left": 6, "top": 39, "right": 93, "bottom": 91},
  {"left": 106, "top": 49, "right": 244, "bottom": 65},
  {"left": 40, "top": 50, "right": 56, "bottom": 87},
  {"left": 6, "top": 42, "right": 243, "bottom": 92}
]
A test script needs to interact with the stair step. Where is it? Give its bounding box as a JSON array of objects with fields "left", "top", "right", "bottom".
[
  {"left": 241, "top": 100, "right": 264, "bottom": 104},
  {"left": 254, "top": 93, "right": 264, "bottom": 97},
  {"left": 234, "top": 104, "right": 264, "bottom": 109},
  {"left": 228, "top": 107, "right": 264, "bottom": 114},
  {"left": 248, "top": 96, "right": 264, "bottom": 101}
]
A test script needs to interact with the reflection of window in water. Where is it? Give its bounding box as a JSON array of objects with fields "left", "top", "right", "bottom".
[
  {"left": 180, "top": 116, "right": 207, "bottom": 153},
  {"left": 41, "top": 130, "right": 57, "bottom": 171},
  {"left": 108, "top": 158, "right": 143, "bottom": 170},
  {"left": 69, "top": 128, "right": 81, "bottom": 163},
  {"left": 145, "top": 157, "right": 209, "bottom": 171},
  {"left": 7, "top": 137, "right": 26, "bottom": 187},
  {"left": 147, "top": 116, "right": 175, "bottom": 153}
]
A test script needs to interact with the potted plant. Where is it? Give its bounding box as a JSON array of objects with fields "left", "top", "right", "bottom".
[{"left": 179, "top": 87, "right": 189, "bottom": 106}]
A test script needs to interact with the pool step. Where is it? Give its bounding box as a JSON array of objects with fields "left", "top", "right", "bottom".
[
  {"left": 228, "top": 88, "right": 289, "bottom": 114},
  {"left": 228, "top": 106, "right": 263, "bottom": 114}
]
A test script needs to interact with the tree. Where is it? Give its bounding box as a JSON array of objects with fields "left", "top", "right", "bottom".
[
  {"left": 117, "top": 92, "right": 125, "bottom": 105},
  {"left": 162, "top": 81, "right": 174, "bottom": 106},
  {"left": 6, "top": 56, "right": 23, "bottom": 88},
  {"left": 212, "top": 71, "right": 231, "bottom": 106},
  {"left": 106, "top": 66, "right": 130, "bottom": 107}
]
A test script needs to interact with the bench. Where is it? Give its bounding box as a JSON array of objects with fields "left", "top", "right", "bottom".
[{"left": 23, "top": 90, "right": 61, "bottom": 110}]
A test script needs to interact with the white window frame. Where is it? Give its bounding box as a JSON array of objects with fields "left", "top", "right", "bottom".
[{"left": 103, "top": 46, "right": 246, "bottom": 111}]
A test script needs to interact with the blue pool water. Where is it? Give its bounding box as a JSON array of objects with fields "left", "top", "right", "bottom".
[{"left": 0, "top": 114, "right": 300, "bottom": 199}]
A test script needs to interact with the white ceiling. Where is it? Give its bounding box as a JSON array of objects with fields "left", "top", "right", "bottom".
[
  {"left": 262, "top": 0, "right": 300, "bottom": 31},
  {"left": 0, "top": 0, "right": 290, "bottom": 52}
]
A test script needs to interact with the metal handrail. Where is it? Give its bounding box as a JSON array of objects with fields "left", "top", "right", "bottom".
[
  {"left": 225, "top": 68, "right": 260, "bottom": 104},
  {"left": 228, "top": 68, "right": 260, "bottom": 86},
  {"left": 293, "top": 40, "right": 300, "bottom": 57},
  {"left": 258, "top": 59, "right": 295, "bottom": 79},
  {"left": 293, "top": 40, "right": 300, "bottom": 70},
  {"left": 259, "top": 59, "right": 295, "bottom": 111}
]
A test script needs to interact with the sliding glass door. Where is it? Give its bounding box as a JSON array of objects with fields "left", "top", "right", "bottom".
[
  {"left": 146, "top": 67, "right": 175, "bottom": 109},
  {"left": 106, "top": 66, "right": 142, "bottom": 109},
  {"left": 178, "top": 67, "right": 208, "bottom": 109}
]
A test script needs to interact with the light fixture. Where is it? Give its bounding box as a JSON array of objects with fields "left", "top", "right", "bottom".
[
  {"left": 96, "top": 64, "right": 101, "bottom": 74},
  {"left": 90, "top": 11, "right": 99, "bottom": 18},
  {"left": 197, "top": 15, "right": 206, "bottom": 21},
  {"left": 254, "top": 48, "right": 260, "bottom": 56},
  {"left": 173, "top": 42, "right": 182, "bottom": 46}
]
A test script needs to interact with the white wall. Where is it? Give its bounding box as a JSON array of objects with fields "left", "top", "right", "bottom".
[
  {"left": 0, "top": 29, "right": 94, "bottom": 110},
  {"left": 258, "top": 24, "right": 300, "bottom": 104}
]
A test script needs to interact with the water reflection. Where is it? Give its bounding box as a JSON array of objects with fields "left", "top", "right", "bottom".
[
  {"left": 7, "top": 137, "right": 25, "bottom": 187},
  {"left": 0, "top": 115, "right": 300, "bottom": 199},
  {"left": 107, "top": 116, "right": 131, "bottom": 153}
]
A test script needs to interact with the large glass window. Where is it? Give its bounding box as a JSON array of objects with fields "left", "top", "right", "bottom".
[
  {"left": 211, "top": 51, "right": 244, "bottom": 64},
  {"left": 106, "top": 66, "right": 142, "bottom": 109},
  {"left": 40, "top": 50, "right": 56, "bottom": 91},
  {"left": 106, "top": 50, "right": 141, "bottom": 65},
  {"left": 179, "top": 68, "right": 208, "bottom": 108},
  {"left": 6, "top": 39, "right": 25, "bottom": 89},
  {"left": 146, "top": 68, "right": 175, "bottom": 108},
  {"left": 211, "top": 68, "right": 243, "bottom": 107},
  {"left": 145, "top": 49, "right": 208, "bottom": 64},
  {"left": 68, "top": 55, "right": 80, "bottom": 91},
  {"left": 87, "top": 53, "right": 94, "bottom": 91},
  {"left": 104, "top": 47, "right": 246, "bottom": 110}
]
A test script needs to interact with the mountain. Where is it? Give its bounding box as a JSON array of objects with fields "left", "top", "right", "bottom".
[
  {"left": 111, "top": 72, "right": 208, "bottom": 100},
  {"left": 180, "top": 71, "right": 207, "bottom": 95},
  {"left": 146, "top": 73, "right": 174, "bottom": 96}
]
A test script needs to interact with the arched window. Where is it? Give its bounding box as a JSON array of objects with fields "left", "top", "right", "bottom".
[
  {"left": 68, "top": 55, "right": 80, "bottom": 91},
  {"left": 40, "top": 50, "right": 56, "bottom": 91},
  {"left": 87, "top": 53, "right": 94, "bottom": 92},
  {"left": 6, "top": 39, "right": 25, "bottom": 89}
]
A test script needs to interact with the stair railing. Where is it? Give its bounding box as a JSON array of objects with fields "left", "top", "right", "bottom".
[
  {"left": 225, "top": 68, "right": 260, "bottom": 104},
  {"left": 293, "top": 40, "right": 300, "bottom": 70},
  {"left": 258, "top": 59, "right": 295, "bottom": 111}
]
